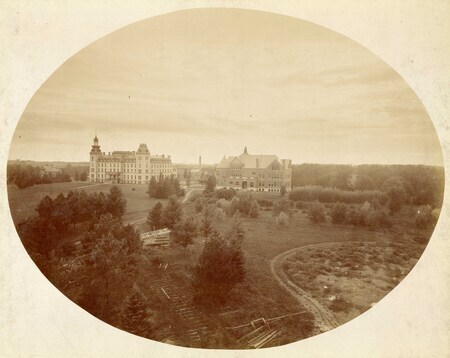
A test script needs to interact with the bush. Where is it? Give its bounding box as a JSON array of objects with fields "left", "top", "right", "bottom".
[
  {"left": 215, "top": 188, "right": 236, "bottom": 200},
  {"left": 273, "top": 199, "right": 295, "bottom": 217},
  {"left": 330, "top": 202, "right": 347, "bottom": 224},
  {"left": 295, "top": 201, "right": 308, "bottom": 209},
  {"left": 329, "top": 297, "right": 351, "bottom": 312},
  {"left": 308, "top": 201, "right": 326, "bottom": 223},
  {"left": 346, "top": 207, "right": 362, "bottom": 226},
  {"left": 257, "top": 199, "right": 273, "bottom": 207},
  {"left": 214, "top": 207, "right": 225, "bottom": 221},
  {"left": 216, "top": 198, "right": 231, "bottom": 212},
  {"left": 227, "top": 193, "right": 260, "bottom": 218},
  {"left": 276, "top": 212, "right": 289, "bottom": 226},
  {"left": 195, "top": 197, "right": 205, "bottom": 213}
]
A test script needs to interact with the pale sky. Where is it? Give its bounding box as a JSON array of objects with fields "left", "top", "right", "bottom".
[{"left": 9, "top": 8, "right": 443, "bottom": 165}]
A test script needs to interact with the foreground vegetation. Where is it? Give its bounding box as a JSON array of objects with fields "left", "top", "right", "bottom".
[
  {"left": 8, "top": 163, "right": 443, "bottom": 348},
  {"left": 282, "top": 240, "right": 426, "bottom": 325}
]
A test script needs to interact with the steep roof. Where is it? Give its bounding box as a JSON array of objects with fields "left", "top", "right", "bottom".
[
  {"left": 217, "top": 149, "right": 282, "bottom": 169},
  {"left": 136, "top": 143, "right": 150, "bottom": 154}
]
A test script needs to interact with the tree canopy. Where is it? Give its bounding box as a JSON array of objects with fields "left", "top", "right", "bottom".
[{"left": 192, "top": 222, "right": 246, "bottom": 308}]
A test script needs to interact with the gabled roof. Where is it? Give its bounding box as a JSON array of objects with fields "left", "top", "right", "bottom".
[
  {"left": 217, "top": 148, "right": 284, "bottom": 169},
  {"left": 217, "top": 156, "right": 230, "bottom": 168}
]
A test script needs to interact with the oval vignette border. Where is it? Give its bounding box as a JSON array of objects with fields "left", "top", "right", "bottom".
[{"left": 0, "top": 2, "right": 449, "bottom": 358}]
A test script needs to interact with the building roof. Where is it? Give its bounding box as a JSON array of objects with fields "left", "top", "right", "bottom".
[
  {"left": 217, "top": 147, "right": 285, "bottom": 169},
  {"left": 136, "top": 143, "right": 150, "bottom": 154}
]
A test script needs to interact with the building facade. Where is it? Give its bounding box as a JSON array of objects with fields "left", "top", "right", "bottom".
[
  {"left": 89, "top": 136, "right": 176, "bottom": 184},
  {"left": 215, "top": 147, "right": 292, "bottom": 192}
]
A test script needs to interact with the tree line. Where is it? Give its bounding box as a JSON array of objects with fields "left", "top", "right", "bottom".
[
  {"left": 147, "top": 174, "right": 184, "bottom": 199},
  {"left": 291, "top": 163, "right": 444, "bottom": 208},
  {"left": 7, "top": 163, "right": 88, "bottom": 189}
]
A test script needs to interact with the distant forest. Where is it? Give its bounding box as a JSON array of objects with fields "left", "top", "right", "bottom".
[
  {"left": 291, "top": 164, "right": 444, "bottom": 208},
  {"left": 7, "top": 162, "right": 89, "bottom": 189}
]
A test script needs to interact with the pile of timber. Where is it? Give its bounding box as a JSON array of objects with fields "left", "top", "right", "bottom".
[
  {"left": 229, "top": 311, "right": 308, "bottom": 349},
  {"left": 140, "top": 228, "right": 171, "bottom": 248}
]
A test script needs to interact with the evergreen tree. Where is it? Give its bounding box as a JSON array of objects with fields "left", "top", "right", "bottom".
[
  {"left": 36, "top": 195, "right": 54, "bottom": 220},
  {"left": 147, "top": 202, "right": 164, "bottom": 230},
  {"left": 200, "top": 205, "right": 214, "bottom": 238},
  {"left": 204, "top": 175, "right": 216, "bottom": 193},
  {"left": 192, "top": 225, "right": 245, "bottom": 307},
  {"left": 106, "top": 186, "right": 127, "bottom": 219},
  {"left": 147, "top": 177, "right": 157, "bottom": 198},
  {"left": 172, "top": 216, "right": 197, "bottom": 249},
  {"left": 195, "top": 197, "right": 205, "bottom": 213},
  {"left": 120, "top": 287, "right": 152, "bottom": 337},
  {"left": 162, "top": 195, "right": 183, "bottom": 229}
]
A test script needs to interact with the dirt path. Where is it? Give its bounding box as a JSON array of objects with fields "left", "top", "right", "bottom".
[
  {"left": 270, "top": 244, "right": 340, "bottom": 333},
  {"left": 182, "top": 186, "right": 203, "bottom": 203}
]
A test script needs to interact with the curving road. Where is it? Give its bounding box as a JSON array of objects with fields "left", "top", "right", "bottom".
[{"left": 270, "top": 245, "right": 340, "bottom": 333}]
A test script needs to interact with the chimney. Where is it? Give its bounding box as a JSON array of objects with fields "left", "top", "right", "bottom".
[
  {"left": 199, "top": 156, "right": 202, "bottom": 167},
  {"left": 256, "top": 158, "right": 259, "bottom": 168}
]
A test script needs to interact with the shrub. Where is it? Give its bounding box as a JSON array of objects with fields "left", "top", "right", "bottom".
[
  {"left": 215, "top": 188, "right": 236, "bottom": 200},
  {"left": 228, "top": 193, "right": 260, "bottom": 218},
  {"left": 329, "top": 297, "right": 352, "bottom": 312},
  {"left": 216, "top": 198, "right": 231, "bottom": 211},
  {"left": 257, "top": 199, "right": 273, "bottom": 207},
  {"left": 273, "top": 198, "right": 295, "bottom": 217},
  {"left": 276, "top": 212, "right": 289, "bottom": 226},
  {"left": 330, "top": 202, "right": 347, "bottom": 224},
  {"left": 346, "top": 207, "right": 362, "bottom": 226},
  {"left": 308, "top": 201, "right": 326, "bottom": 223},
  {"left": 214, "top": 207, "right": 225, "bottom": 221},
  {"left": 195, "top": 197, "right": 205, "bottom": 213},
  {"left": 295, "top": 201, "right": 308, "bottom": 209}
]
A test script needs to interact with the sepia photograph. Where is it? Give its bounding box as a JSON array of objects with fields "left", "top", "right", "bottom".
[{"left": 1, "top": 1, "right": 449, "bottom": 356}]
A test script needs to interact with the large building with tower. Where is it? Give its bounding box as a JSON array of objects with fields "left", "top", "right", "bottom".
[
  {"left": 89, "top": 136, "right": 176, "bottom": 184},
  {"left": 215, "top": 147, "right": 292, "bottom": 192}
]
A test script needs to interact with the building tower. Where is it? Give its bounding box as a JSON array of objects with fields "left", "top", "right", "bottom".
[{"left": 89, "top": 135, "right": 102, "bottom": 182}]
